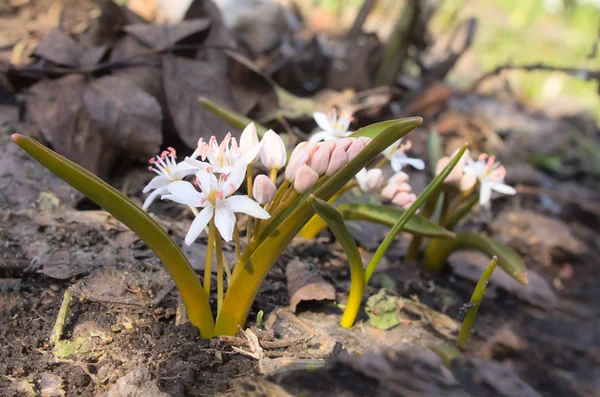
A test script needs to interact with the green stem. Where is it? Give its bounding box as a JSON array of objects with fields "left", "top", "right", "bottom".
[
  {"left": 50, "top": 288, "right": 72, "bottom": 345},
  {"left": 246, "top": 165, "right": 254, "bottom": 245},
  {"left": 270, "top": 168, "right": 278, "bottom": 183},
  {"left": 444, "top": 192, "right": 479, "bottom": 230},
  {"left": 234, "top": 223, "right": 241, "bottom": 261},
  {"left": 204, "top": 220, "right": 216, "bottom": 294},
  {"left": 405, "top": 188, "right": 441, "bottom": 261},
  {"left": 438, "top": 192, "right": 451, "bottom": 227},
  {"left": 457, "top": 256, "right": 497, "bottom": 349},
  {"left": 215, "top": 230, "right": 224, "bottom": 316},
  {"left": 364, "top": 145, "right": 468, "bottom": 284},
  {"left": 309, "top": 195, "right": 365, "bottom": 328}
]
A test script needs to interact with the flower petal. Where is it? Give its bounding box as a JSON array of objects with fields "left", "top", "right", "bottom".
[
  {"left": 403, "top": 157, "right": 425, "bottom": 170},
  {"left": 224, "top": 196, "right": 270, "bottom": 219},
  {"left": 226, "top": 157, "right": 248, "bottom": 194},
  {"left": 184, "top": 158, "right": 211, "bottom": 171},
  {"left": 142, "top": 186, "right": 168, "bottom": 210},
  {"left": 162, "top": 181, "right": 206, "bottom": 207},
  {"left": 143, "top": 175, "right": 169, "bottom": 193},
  {"left": 214, "top": 207, "right": 236, "bottom": 242},
  {"left": 390, "top": 155, "right": 405, "bottom": 172},
  {"left": 197, "top": 169, "right": 219, "bottom": 194},
  {"left": 490, "top": 182, "right": 516, "bottom": 196},
  {"left": 479, "top": 183, "right": 493, "bottom": 206},
  {"left": 313, "top": 112, "right": 332, "bottom": 131},
  {"left": 185, "top": 207, "right": 213, "bottom": 245}
]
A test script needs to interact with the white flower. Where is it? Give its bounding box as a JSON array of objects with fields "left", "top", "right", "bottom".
[
  {"left": 308, "top": 109, "right": 353, "bottom": 142},
  {"left": 185, "top": 132, "right": 262, "bottom": 174},
  {"left": 142, "top": 147, "right": 197, "bottom": 210},
  {"left": 355, "top": 168, "right": 383, "bottom": 192},
  {"left": 383, "top": 139, "right": 425, "bottom": 172},
  {"left": 162, "top": 158, "right": 270, "bottom": 244},
  {"left": 463, "top": 154, "right": 516, "bottom": 205},
  {"left": 260, "top": 129, "right": 287, "bottom": 170}
]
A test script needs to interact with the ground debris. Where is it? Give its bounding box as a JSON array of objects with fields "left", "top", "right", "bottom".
[
  {"left": 104, "top": 367, "right": 168, "bottom": 397},
  {"left": 285, "top": 258, "right": 336, "bottom": 312}
]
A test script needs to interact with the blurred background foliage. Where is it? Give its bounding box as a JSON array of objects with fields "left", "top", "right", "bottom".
[{"left": 294, "top": 0, "right": 600, "bottom": 123}]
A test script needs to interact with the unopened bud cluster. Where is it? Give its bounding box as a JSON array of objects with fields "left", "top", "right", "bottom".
[{"left": 286, "top": 137, "right": 372, "bottom": 193}]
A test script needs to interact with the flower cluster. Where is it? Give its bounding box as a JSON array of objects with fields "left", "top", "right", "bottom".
[
  {"left": 436, "top": 149, "right": 516, "bottom": 205},
  {"left": 287, "top": 137, "right": 372, "bottom": 192},
  {"left": 308, "top": 109, "right": 424, "bottom": 210},
  {"left": 143, "top": 123, "right": 290, "bottom": 245}
]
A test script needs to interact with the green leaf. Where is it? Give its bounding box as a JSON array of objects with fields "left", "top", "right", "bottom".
[
  {"left": 349, "top": 120, "right": 399, "bottom": 139},
  {"left": 214, "top": 117, "right": 423, "bottom": 335},
  {"left": 364, "top": 145, "right": 469, "bottom": 284},
  {"left": 198, "top": 97, "right": 269, "bottom": 137},
  {"left": 424, "top": 232, "right": 528, "bottom": 285},
  {"left": 11, "top": 134, "right": 215, "bottom": 337},
  {"left": 458, "top": 256, "right": 497, "bottom": 349},
  {"left": 309, "top": 195, "right": 365, "bottom": 328},
  {"left": 337, "top": 203, "right": 455, "bottom": 238},
  {"left": 427, "top": 129, "right": 442, "bottom": 175}
]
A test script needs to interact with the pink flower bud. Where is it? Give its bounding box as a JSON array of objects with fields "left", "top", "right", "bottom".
[
  {"left": 319, "top": 140, "right": 336, "bottom": 155},
  {"left": 357, "top": 136, "right": 372, "bottom": 146},
  {"left": 325, "top": 147, "right": 348, "bottom": 176},
  {"left": 381, "top": 182, "right": 412, "bottom": 199},
  {"left": 285, "top": 144, "right": 311, "bottom": 181},
  {"left": 260, "top": 129, "right": 287, "bottom": 170},
  {"left": 240, "top": 122, "right": 261, "bottom": 164},
  {"left": 392, "top": 192, "right": 417, "bottom": 209},
  {"left": 388, "top": 171, "right": 409, "bottom": 186},
  {"left": 253, "top": 174, "right": 277, "bottom": 204},
  {"left": 381, "top": 184, "right": 399, "bottom": 200},
  {"left": 335, "top": 138, "right": 355, "bottom": 151},
  {"left": 346, "top": 139, "right": 366, "bottom": 161},
  {"left": 294, "top": 164, "right": 319, "bottom": 193},
  {"left": 356, "top": 168, "right": 383, "bottom": 192},
  {"left": 309, "top": 145, "right": 330, "bottom": 175}
]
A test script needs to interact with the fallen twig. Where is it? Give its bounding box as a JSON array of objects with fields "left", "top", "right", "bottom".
[{"left": 467, "top": 63, "right": 600, "bottom": 94}]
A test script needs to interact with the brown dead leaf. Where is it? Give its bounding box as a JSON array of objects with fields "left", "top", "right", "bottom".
[
  {"left": 184, "top": 0, "right": 236, "bottom": 52},
  {"left": 26, "top": 75, "right": 116, "bottom": 176},
  {"left": 79, "top": 0, "right": 149, "bottom": 47},
  {"left": 123, "top": 19, "right": 212, "bottom": 48},
  {"left": 33, "top": 28, "right": 108, "bottom": 68},
  {"left": 83, "top": 75, "right": 162, "bottom": 159},
  {"left": 225, "top": 50, "right": 278, "bottom": 115},
  {"left": 109, "top": 35, "right": 165, "bottom": 106},
  {"left": 79, "top": 45, "right": 108, "bottom": 68},
  {"left": 285, "top": 259, "right": 336, "bottom": 312},
  {"left": 162, "top": 54, "right": 236, "bottom": 147},
  {"left": 33, "top": 28, "right": 82, "bottom": 67}
]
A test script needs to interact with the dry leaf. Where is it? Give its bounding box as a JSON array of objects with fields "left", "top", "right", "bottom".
[
  {"left": 285, "top": 259, "right": 336, "bottom": 312},
  {"left": 162, "top": 54, "right": 236, "bottom": 147},
  {"left": 83, "top": 75, "right": 162, "bottom": 159},
  {"left": 26, "top": 75, "right": 116, "bottom": 176},
  {"left": 109, "top": 34, "right": 165, "bottom": 105},
  {"left": 33, "top": 28, "right": 108, "bottom": 68},
  {"left": 123, "top": 19, "right": 212, "bottom": 48},
  {"left": 33, "top": 28, "right": 82, "bottom": 67},
  {"left": 225, "top": 50, "right": 278, "bottom": 115}
]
